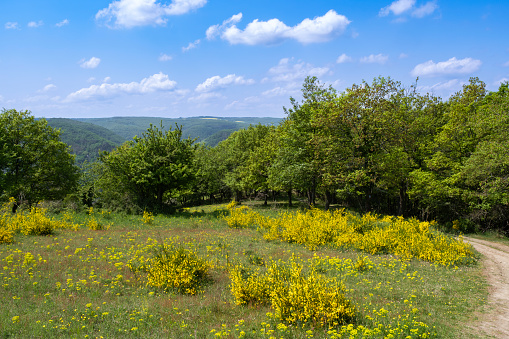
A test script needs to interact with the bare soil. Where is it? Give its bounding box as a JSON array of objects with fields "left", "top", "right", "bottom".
[{"left": 464, "top": 237, "right": 509, "bottom": 338}]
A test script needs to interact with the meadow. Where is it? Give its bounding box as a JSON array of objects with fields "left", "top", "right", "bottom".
[{"left": 0, "top": 200, "right": 487, "bottom": 338}]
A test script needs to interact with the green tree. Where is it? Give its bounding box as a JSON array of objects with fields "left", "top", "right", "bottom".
[
  {"left": 0, "top": 109, "right": 80, "bottom": 211},
  {"left": 99, "top": 123, "right": 195, "bottom": 211},
  {"left": 274, "top": 76, "right": 337, "bottom": 207}
]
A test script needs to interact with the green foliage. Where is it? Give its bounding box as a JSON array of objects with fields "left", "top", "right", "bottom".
[
  {"left": 99, "top": 123, "right": 196, "bottom": 211},
  {"left": 46, "top": 118, "right": 124, "bottom": 165},
  {"left": 75, "top": 116, "right": 281, "bottom": 145},
  {"left": 0, "top": 109, "right": 80, "bottom": 208}
]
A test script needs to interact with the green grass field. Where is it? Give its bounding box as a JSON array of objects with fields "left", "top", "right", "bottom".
[{"left": 0, "top": 202, "right": 488, "bottom": 338}]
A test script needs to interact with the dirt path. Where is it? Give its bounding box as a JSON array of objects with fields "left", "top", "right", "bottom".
[{"left": 464, "top": 237, "right": 509, "bottom": 338}]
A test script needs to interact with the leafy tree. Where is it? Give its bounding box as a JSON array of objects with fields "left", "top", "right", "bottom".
[
  {"left": 409, "top": 78, "right": 487, "bottom": 221},
  {"left": 215, "top": 124, "right": 273, "bottom": 201},
  {"left": 274, "top": 76, "right": 337, "bottom": 207},
  {"left": 99, "top": 123, "right": 195, "bottom": 211},
  {"left": 0, "top": 109, "right": 80, "bottom": 211}
]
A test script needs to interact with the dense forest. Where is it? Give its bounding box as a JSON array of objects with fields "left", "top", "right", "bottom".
[{"left": 2, "top": 75, "right": 509, "bottom": 233}]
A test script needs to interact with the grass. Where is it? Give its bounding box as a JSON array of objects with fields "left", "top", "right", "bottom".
[{"left": 0, "top": 201, "right": 488, "bottom": 338}]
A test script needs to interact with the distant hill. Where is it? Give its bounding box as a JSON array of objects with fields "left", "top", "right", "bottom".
[
  {"left": 47, "top": 116, "right": 282, "bottom": 165},
  {"left": 75, "top": 116, "right": 282, "bottom": 146},
  {"left": 47, "top": 118, "right": 125, "bottom": 164}
]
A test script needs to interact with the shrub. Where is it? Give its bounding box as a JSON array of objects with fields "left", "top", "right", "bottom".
[
  {"left": 230, "top": 258, "right": 356, "bottom": 327},
  {"left": 139, "top": 242, "right": 211, "bottom": 295},
  {"left": 142, "top": 210, "right": 154, "bottom": 225}
]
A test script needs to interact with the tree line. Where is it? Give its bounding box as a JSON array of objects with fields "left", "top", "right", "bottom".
[{"left": 1, "top": 75, "right": 509, "bottom": 233}]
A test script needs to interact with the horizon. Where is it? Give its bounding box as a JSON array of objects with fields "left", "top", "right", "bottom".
[{"left": 1, "top": 0, "right": 508, "bottom": 119}]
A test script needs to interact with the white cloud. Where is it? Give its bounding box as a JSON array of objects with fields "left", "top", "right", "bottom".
[
  {"left": 0, "top": 95, "right": 4, "bottom": 102},
  {"left": 412, "top": 1, "right": 438, "bottom": 18},
  {"left": 206, "top": 13, "right": 242, "bottom": 40},
  {"left": 103, "top": 77, "right": 111, "bottom": 83},
  {"left": 360, "top": 54, "right": 389, "bottom": 64},
  {"left": 159, "top": 53, "right": 172, "bottom": 61},
  {"left": 418, "top": 79, "right": 464, "bottom": 97},
  {"left": 188, "top": 92, "right": 224, "bottom": 102},
  {"left": 80, "top": 57, "right": 101, "bottom": 69},
  {"left": 267, "top": 58, "right": 330, "bottom": 82},
  {"left": 379, "top": 0, "right": 437, "bottom": 18},
  {"left": 56, "top": 19, "right": 69, "bottom": 27},
  {"left": 195, "top": 74, "right": 255, "bottom": 92},
  {"left": 96, "top": 0, "right": 207, "bottom": 29},
  {"left": 399, "top": 53, "right": 409, "bottom": 58},
  {"left": 212, "top": 10, "right": 350, "bottom": 45},
  {"left": 262, "top": 86, "right": 291, "bottom": 97},
  {"left": 336, "top": 53, "right": 353, "bottom": 63},
  {"left": 495, "top": 78, "right": 509, "bottom": 85},
  {"left": 411, "top": 57, "right": 482, "bottom": 77},
  {"left": 28, "top": 21, "right": 43, "bottom": 28},
  {"left": 503, "top": 61, "right": 509, "bottom": 67},
  {"left": 379, "top": 0, "right": 415, "bottom": 16},
  {"left": 5, "top": 22, "right": 19, "bottom": 30},
  {"left": 182, "top": 39, "right": 200, "bottom": 52},
  {"left": 65, "top": 72, "right": 177, "bottom": 101},
  {"left": 38, "top": 84, "right": 56, "bottom": 93}
]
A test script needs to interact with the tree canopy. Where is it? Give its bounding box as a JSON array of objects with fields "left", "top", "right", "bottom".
[{"left": 0, "top": 109, "right": 80, "bottom": 211}]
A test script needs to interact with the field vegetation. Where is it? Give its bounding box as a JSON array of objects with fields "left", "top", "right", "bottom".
[{"left": 0, "top": 199, "right": 486, "bottom": 338}]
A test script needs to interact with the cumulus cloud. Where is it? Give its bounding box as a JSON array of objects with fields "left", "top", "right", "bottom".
[
  {"left": 412, "top": 1, "right": 438, "bottom": 18},
  {"left": 379, "top": 0, "right": 437, "bottom": 18},
  {"left": 195, "top": 74, "right": 255, "bottom": 92},
  {"left": 28, "top": 21, "right": 43, "bottom": 28},
  {"left": 206, "top": 13, "right": 242, "bottom": 40},
  {"left": 411, "top": 57, "right": 482, "bottom": 77},
  {"left": 336, "top": 53, "right": 353, "bottom": 63},
  {"left": 266, "top": 58, "right": 330, "bottom": 82},
  {"left": 80, "top": 57, "right": 101, "bottom": 69},
  {"left": 96, "top": 0, "right": 207, "bottom": 29},
  {"left": 38, "top": 84, "right": 57, "bottom": 93},
  {"left": 182, "top": 39, "right": 200, "bottom": 52},
  {"left": 65, "top": 72, "right": 177, "bottom": 101},
  {"left": 159, "top": 53, "right": 172, "bottom": 61},
  {"left": 360, "top": 54, "right": 389, "bottom": 64},
  {"left": 379, "top": 0, "right": 415, "bottom": 16},
  {"left": 56, "top": 19, "right": 69, "bottom": 27},
  {"left": 5, "top": 22, "right": 19, "bottom": 30},
  {"left": 209, "top": 10, "right": 350, "bottom": 45},
  {"left": 504, "top": 60, "right": 509, "bottom": 67}
]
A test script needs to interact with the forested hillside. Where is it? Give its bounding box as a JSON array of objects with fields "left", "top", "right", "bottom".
[
  {"left": 75, "top": 116, "right": 281, "bottom": 145},
  {"left": 46, "top": 118, "right": 125, "bottom": 164}
]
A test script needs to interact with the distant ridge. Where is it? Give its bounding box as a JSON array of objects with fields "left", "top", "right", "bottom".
[
  {"left": 47, "top": 116, "right": 282, "bottom": 165},
  {"left": 74, "top": 116, "right": 282, "bottom": 146},
  {"left": 47, "top": 118, "right": 125, "bottom": 164}
]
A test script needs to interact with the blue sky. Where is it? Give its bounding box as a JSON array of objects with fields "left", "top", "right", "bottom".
[{"left": 1, "top": 0, "right": 508, "bottom": 118}]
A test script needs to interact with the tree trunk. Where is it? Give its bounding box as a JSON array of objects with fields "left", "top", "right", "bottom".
[
  {"left": 325, "top": 190, "right": 332, "bottom": 211},
  {"left": 287, "top": 189, "right": 293, "bottom": 207}
]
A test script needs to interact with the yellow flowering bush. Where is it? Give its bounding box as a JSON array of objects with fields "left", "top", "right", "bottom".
[
  {"left": 142, "top": 210, "right": 154, "bottom": 225},
  {"left": 225, "top": 206, "right": 477, "bottom": 266},
  {"left": 129, "top": 239, "right": 210, "bottom": 295},
  {"left": 224, "top": 202, "right": 261, "bottom": 229},
  {"left": 230, "top": 258, "right": 356, "bottom": 327}
]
